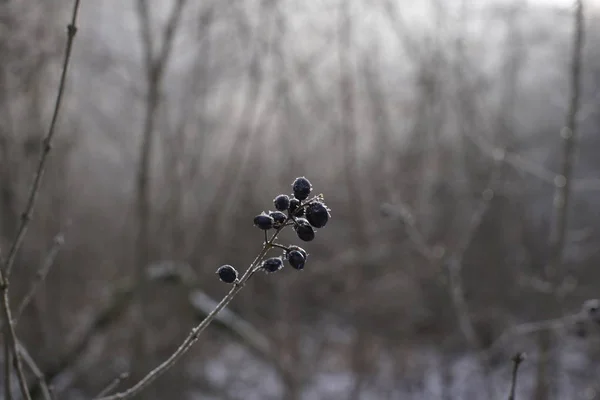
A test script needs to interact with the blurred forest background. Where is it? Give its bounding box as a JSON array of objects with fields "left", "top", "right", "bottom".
[{"left": 2, "top": 0, "right": 600, "bottom": 399}]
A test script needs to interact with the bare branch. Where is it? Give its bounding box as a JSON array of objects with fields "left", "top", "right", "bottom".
[
  {"left": 2, "top": 0, "right": 80, "bottom": 278},
  {"left": 17, "top": 341, "right": 52, "bottom": 400},
  {"left": 545, "top": 0, "right": 584, "bottom": 282},
  {"left": 508, "top": 352, "right": 526, "bottom": 400},
  {"left": 95, "top": 201, "right": 318, "bottom": 400},
  {"left": 484, "top": 313, "right": 581, "bottom": 359},
  {"left": 0, "top": 3, "right": 81, "bottom": 399},
  {"left": 131, "top": 0, "right": 189, "bottom": 380},
  {"left": 4, "top": 341, "right": 11, "bottom": 400},
  {"left": 0, "top": 294, "right": 29, "bottom": 400},
  {"left": 15, "top": 233, "right": 64, "bottom": 323},
  {"left": 94, "top": 372, "right": 129, "bottom": 399}
]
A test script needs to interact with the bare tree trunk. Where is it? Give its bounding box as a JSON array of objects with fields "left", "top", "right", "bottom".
[
  {"left": 535, "top": 1, "right": 584, "bottom": 399},
  {"left": 448, "top": 1, "right": 498, "bottom": 397},
  {"left": 131, "top": 0, "right": 187, "bottom": 394},
  {"left": 338, "top": 0, "right": 369, "bottom": 281}
]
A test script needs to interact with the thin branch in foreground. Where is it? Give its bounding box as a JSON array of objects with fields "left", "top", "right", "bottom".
[
  {"left": 3, "top": 1, "right": 80, "bottom": 278},
  {"left": 508, "top": 352, "right": 526, "bottom": 400},
  {"left": 0, "top": 296, "right": 29, "bottom": 400},
  {"left": 0, "top": 3, "right": 81, "bottom": 399},
  {"left": 94, "top": 372, "right": 129, "bottom": 398},
  {"left": 97, "top": 237, "right": 273, "bottom": 400},
  {"left": 97, "top": 188, "right": 329, "bottom": 400}
]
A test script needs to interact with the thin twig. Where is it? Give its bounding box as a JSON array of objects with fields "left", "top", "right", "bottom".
[
  {"left": 0, "top": 4, "right": 80, "bottom": 399},
  {"left": 147, "top": 261, "right": 298, "bottom": 388},
  {"left": 4, "top": 340, "right": 12, "bottom": 400},
  {"left": 485, "top": 312, "right": 581, "bottom": 358},
  {"left": 94, "top": 373, "right": 129, "bottom": 398},
  {"left": 15, "top": 233, "right": 64, "bottom": 324},
  {"left": 3, "top": 1, "right": 80, "bottom": 278},
  {"left": 17, "top": 341, "right": 52, "bottom": 400},
  {"left": 97, "top": 210, "right": 301, "bottom": 400},
  {"left": 508, "top": 352, "right": 526, "bottom": 400},
  {"left": 0, "top": 291, "right": 30, "bottom": 400}
]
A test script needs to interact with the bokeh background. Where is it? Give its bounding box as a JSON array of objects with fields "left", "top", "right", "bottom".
[{"left": 2, "top": 0, "right": 600, "bottom": 399}]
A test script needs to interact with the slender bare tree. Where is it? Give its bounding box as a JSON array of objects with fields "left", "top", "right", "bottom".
[{"left": 130, "top": 0, "right": 188, "bottom": 391}]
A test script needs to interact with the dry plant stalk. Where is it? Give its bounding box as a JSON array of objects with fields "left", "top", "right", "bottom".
[{"left": 0, "top": 1, "right": 81, "bottom": 399}]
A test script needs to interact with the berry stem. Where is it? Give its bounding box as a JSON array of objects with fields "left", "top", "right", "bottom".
[
  {"left": 269, "top": 243, "right": 289, "bottom": 251},
  {"left": 301, "top": 194, "right": 324, "bottom": 206},
  {"left": 97, "top": 214, "right": 290, "bottom": 400}
]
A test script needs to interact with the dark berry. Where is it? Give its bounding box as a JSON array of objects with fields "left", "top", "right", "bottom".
[
  {"left": 305, "top": 202, "right": 330, "bottom": 228},
  {"left": 295, "top": 206, "right": 305, "bottom": 217},
  {"left": 287, "top": 245, "right": 307, "bottom": 260},
  {"left": 216, "top": 265, "right": 238, "bottom": 283},
  {"left": 261, "top": 257, "right": 284, "bottom": 273},
  {"left": 288, "top": 198, "right": 305, "bottom": 217},
  {"left": 253, "top": 212, "right": 274, "bottom": 230},
  {"left": 289, "top": 198, "right": 301, "bottom": 214},
  {"left": 287, "top": 250, "right": 306, "bottom": 270},
  {"left": 292, "top": 176, "right": 312, "bottom": 201},
  {"left": 269, "top": 211, "right": 287, "bottom": 227},
  {"left": 294, "top": 218, "right": 315, "bottom": 242},
  {"left": 273, "top": 194, "right": 291, "bottom": 211}
]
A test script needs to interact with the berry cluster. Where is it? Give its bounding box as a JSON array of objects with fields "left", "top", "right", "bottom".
[{"left": 216, "top": 176, "right": 331, "bottom": 283}]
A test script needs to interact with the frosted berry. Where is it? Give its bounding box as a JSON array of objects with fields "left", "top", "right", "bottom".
[
  {"left": 287, "top": 245, "right": 307, "bottom": 260},
  {"left": 216, "top": 265, "right": 238, "bottom": 283},
  {"left": 273, "top": 194, "right": 291, "bottom": 211},
  {"left": 261, "top": 257, "right": 284, "bottom": 273},
  {"left": 292, "top": 177, "right": 312, "bottom": 201},
  {"left": 306, "top": 202, "right": 330, "bottom": 228},
  {"left": 294, "top": 218, "right": 315, "bottom": 242},
  {"left": 269, "top": 211, "right": 287, "bottom": 227},
  {"left": 289, "top": 198, "right": 300, "bottom": 214},
  {"left": 253, "top": 212, "right": 274, "bottom": 230},
  {"left": 287, "top": 250, "right": 306, "bottom": 270}
]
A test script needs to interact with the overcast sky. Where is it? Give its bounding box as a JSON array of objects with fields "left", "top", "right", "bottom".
[{"left": 521, "top": 0, "right": 597, "bottom": 6}]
